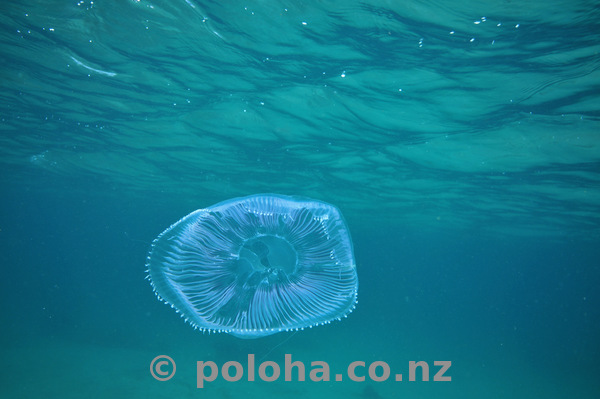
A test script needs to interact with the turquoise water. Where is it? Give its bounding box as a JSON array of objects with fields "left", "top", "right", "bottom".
[{"left": 1, "top": 0, "right": 599, "bottom": 398}]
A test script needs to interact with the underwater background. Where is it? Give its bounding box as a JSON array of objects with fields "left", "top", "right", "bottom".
[{"left": 1, "top": 0, "right": 599, "bottom": 398}]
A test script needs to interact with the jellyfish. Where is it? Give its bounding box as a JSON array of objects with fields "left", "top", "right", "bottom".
[{"left": 146, "top": 194, "right": 358, "bottom": 338}]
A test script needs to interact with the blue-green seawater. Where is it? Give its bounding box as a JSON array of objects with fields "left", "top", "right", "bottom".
[{"left": 1, "top": 0, "right": 599, "bottom": 398}]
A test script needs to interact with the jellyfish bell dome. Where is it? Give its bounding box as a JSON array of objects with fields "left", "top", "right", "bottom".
[{"left": 146, "top": 194, "right": 358, "bottom": 338}]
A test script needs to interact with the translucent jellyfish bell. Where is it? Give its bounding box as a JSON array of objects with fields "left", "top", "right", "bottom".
[{"left": 146, "top": 194, "right": 358, "bottom": 338}]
